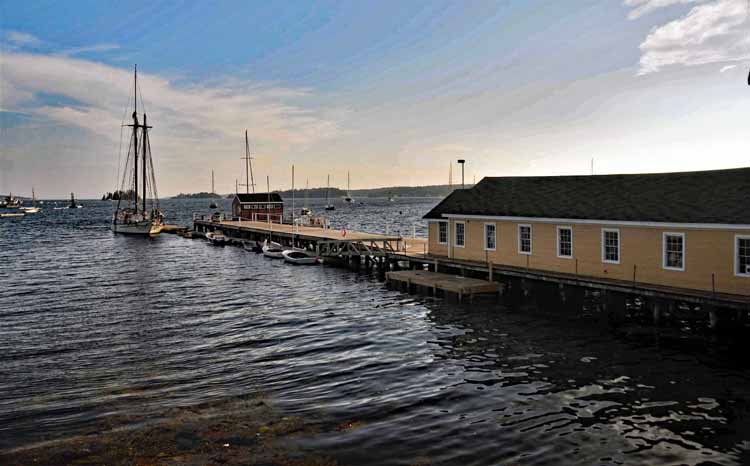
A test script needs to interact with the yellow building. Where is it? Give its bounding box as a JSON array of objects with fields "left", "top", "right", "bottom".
[{"left": 424, "top": 168, "right": 750, "bottom": 299}]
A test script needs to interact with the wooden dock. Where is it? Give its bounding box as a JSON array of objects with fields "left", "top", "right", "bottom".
[
  {"left": 386, "top": 270, "right": 503, "bottom": 302},
  {"left": 193, "top": 218, "right": 404, "bottom": 258}
]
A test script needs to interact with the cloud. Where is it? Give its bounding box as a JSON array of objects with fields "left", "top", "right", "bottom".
[
  {"left": 719, "top": 63, "right": 737, "bottom": 72},
  {"left": 634, "top": 0, "right": 750, "bottom": 74},
  {"left": 1, "top": 49, "right": 344, "bottom": 195},
  {"left": 58, "top": 43, "right": 120, "bottom": 56},
  {"left": 624, "top": 0, "right": 707, "bottom": 20},
  {"left": 4, "top": 30, "right": 42, "bottom": 46}
]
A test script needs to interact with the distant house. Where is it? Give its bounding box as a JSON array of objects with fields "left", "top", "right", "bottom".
[
  {"left": 232, "top": 193, "right": 284, "bottom": 222},
  {"left": 424, "top": 168, "right": 750, "bottom": 297}
]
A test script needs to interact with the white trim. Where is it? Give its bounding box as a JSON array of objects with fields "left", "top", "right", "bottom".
[
  {"left": 662, "top": 232, "right": 685, "bottom": 271},
  {"left": 454, "top": 221, "right": 466, "bottom": 248},
  {"left": 441, "top": 213, "right": 750, "bottom": 231},
  {"left": 437, "top": 221, "right": 448, "bottom": 245},
  {"left": 601, "top": 228, "right": 620, "bottom": 264},
  {"left": 484, "top": 222, "right": 496, "bottom": 251},
  {"left": 556, "top": 225, "right": 573, "bottom": 259},
  {"left": 518, "top": 224, "right": 532, "bottom": 255},
  {"left": 736, "top": 234, "right": 750, "bottom": 277}
]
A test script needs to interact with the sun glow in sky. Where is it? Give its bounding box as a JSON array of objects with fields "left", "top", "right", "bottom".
[{"left": 2, "top": 0, "right": 750, "bottom": 198}]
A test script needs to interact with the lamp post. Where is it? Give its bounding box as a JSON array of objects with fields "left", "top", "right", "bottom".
[{"left": 457, "top": 159, "right": 465, "bottom": 189}]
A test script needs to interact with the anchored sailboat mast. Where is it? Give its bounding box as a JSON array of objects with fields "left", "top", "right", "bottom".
[{"left": 133, "top": 65, "right": 139, "bottom": 214}]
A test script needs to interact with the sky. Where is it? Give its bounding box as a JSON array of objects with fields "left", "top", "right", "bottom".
[{"left": 2, "top": 0, "right": 750, "bottom": 198}]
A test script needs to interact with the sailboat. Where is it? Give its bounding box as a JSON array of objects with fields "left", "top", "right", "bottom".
[
  {"left": 112, "top": 65, "right": 164, "bottom": 236},
  {"left": 344, "top": 171, "right": 354, "bottom": 203},
  {"left": 301, "top": 179, "right": 311, "bottom": 216},
  {"left": 324, "top": 174, "right": 335, "bottom": 211},
  {"left": 68, "top": 192, "right": 82, "bottom": 209},
  {"left": 20, "top": 188, "right": 41, "bottom": 213},
  {"left": 209, "top": 170, "right": 218, "bottom": 209},
  {"left": 0, "top": 193, "right": 21, "bottom": 209}
]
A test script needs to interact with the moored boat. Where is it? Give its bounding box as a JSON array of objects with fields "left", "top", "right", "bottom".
[
  {"left": 20, "top": 188, "right": 41, "bottom": 214},
  {"left": 112, "top": 65, "right": 164, "bottom": 236},
  {"left": 262, "top": 240, "right": 284, "bottom": 258},
  {"left": 282, "top": 249, "right": 320, "bottom": 265},
  {"left": 206, "top": 231, "right": 227, "bottom": 246}
]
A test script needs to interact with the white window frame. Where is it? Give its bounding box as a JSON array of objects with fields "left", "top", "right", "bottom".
[
  {"left": 736, "top": 234, "right": 750, "bottom": 277},
  {"left": 601, "top": 228, "right": 620, "bottom": 264},
  {"left": 556, "top": 225, "right": 573, "bottom": 259},
  {"left": 484, "top": 222, "right": 496, "bottom": 251},
  {"left": 437, "top": 221, "right": 448, "bottom": 245},
  {"left": 454, "top": 221, "right": 465, "bottom": 248},
  {"left": 518, "top": 224, "right": 532, "bottom": 255},
  {"left": 662, "top": 232, "right": 685, "bottom": 271}
]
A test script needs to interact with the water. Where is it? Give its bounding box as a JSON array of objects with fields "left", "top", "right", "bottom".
[{"left": 2, "top": 198, "right": 750, "bottom": 465}]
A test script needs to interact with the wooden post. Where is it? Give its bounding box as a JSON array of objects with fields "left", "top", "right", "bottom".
[
  {"left": 434, "top": 258, "right": 439, "bottom": 273},
  {"left": 488, "top": 261, "right": 493, "bottom": 283}
]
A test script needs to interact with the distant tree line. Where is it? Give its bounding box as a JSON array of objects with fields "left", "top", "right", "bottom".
[
  {"left": 101, "top": 190, "right": 138, "bottom": 201},
  {"left": 172, "top": 192, "right": 223, "bottom": 199}
]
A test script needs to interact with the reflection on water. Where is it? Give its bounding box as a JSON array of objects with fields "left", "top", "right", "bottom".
[{"left": 1, "top": 198, "right": 749, "bottom": 465}]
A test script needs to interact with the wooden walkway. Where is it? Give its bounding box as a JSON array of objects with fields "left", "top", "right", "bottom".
[{"left": 386, "top": 270, "right": 502, "bottom": 302}]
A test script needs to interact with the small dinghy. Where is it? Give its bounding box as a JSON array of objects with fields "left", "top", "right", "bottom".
[
  {"left": 206, "top": 231, "right": 227, "bottom": 246},
  {"left": 262, "top": 240, "right": 284, "bottom": 258},
  {"left": 282, "top": 249, "right": 320, "bottom": 265}
]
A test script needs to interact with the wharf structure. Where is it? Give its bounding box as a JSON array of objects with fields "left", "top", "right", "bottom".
[{"left": 419, "top": 167, "right": 750, "bottom": 322}]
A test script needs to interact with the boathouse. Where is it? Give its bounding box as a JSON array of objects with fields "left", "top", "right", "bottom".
[
  {"left": 232, "top": 192, "right": 284, "bottom": 222},
  {"left": 424, "top": 168, "right": 750, "bottom": 298}
]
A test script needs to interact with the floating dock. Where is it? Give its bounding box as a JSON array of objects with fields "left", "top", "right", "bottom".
[{"left": 386, "top": 270, "right": 502, "bottom": 302}]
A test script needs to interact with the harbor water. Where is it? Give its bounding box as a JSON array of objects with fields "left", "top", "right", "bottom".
[{"left": 1, "top": 197, "right": 750, "bottom": 465}]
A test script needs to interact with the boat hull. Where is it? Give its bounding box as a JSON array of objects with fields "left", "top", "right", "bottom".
[{"left": 112, "top": 220, "right": 161, "bottom": 236}]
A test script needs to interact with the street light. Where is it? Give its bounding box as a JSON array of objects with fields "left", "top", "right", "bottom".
[{"left": 457, "top": 159, "right": 465, "bottom": 189}]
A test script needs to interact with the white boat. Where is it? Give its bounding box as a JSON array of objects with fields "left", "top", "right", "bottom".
[
  {"left": 206, "top": 231, "right": 227, "bottom": 246},
  {"left": 262, "top": 240, "right": 284, "bottom": 259},
  {"left": 0, "top": 212, "right": 24, "bottom": 218},
  {"left": 282, "top": 249, "right": 320, "bottom": 265},
  {"left": 20, "top": 188, "right": 41, "bottom": 213},
  {"left": 112, "top": 65, "right": 164, "bottom": 236}
]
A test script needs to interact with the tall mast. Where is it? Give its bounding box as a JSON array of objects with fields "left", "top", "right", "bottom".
[
  {"left": 132, "top": 65, "right": 139, "bottom": 214},
  {"left": 212, "top": 170, "right": 215, "bottom": 194},
  {"left": 326, "top": 174, "right": 330, "bottom": 204},
  {"left": 243, "top": 130, "right": 255, "bottom": 194},
  {"left": 142, "top": 113, "right": 147, "bottom": 213}
]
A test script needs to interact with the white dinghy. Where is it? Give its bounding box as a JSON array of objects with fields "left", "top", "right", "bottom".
[
  {"left": 262, "top": 240, "right": 284, "bottom": 259},
  {"left": 282, "top": 249, "right": 320, "bottom": 265}
]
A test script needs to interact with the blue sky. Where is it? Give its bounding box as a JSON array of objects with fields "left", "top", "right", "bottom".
[{"left": 2, "top": 0, "right": 750, "bottom": 197}]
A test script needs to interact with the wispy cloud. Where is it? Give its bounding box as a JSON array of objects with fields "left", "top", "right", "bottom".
[
  {"left": 58, "top": 43, "right": 120, "bottom": 56},
  {"left": 719, "top": 63, "right": 737, "bottom": 72},
  {"left": 4, "top": 30, "right": 42, "bottom": 46},
  {"left": 624, "top": 0, "right": 707, "bottom": 20},
  {"left": 630, "top": 0, "right": 750, "bottom": 74}
]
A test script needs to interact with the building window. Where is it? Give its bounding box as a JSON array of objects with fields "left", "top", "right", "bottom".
[
  {"left": 518, "top": 224, "right": 532, "bottom": 255},
  {"left": 455, "top": 222, "right": 465, "bottom": 248},
  {"left": 663, "top": 232, "right": 685, "bottom": 271},
  {"left": 602, "top": 228, "right": 620, "bottom": 264},
  {"left": 737, "top": 235, "right": 750, "bottom": 277},
  {"left": 557, "top": 226, "right": 573, "bottom": 258},
  {"left": 484, "top": 223, "right": 496, "bottom": 251},
  {"left": 438, "top": 222, "right": 448, "bottom": 244}
]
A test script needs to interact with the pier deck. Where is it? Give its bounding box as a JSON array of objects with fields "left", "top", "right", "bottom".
[{"left": 386, "top": 270, "right": 502, "bottom": 301}]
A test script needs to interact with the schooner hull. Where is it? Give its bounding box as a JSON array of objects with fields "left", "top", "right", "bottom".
[{"left": 112, "top": 221, "right": 161, "bottom": 236}]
